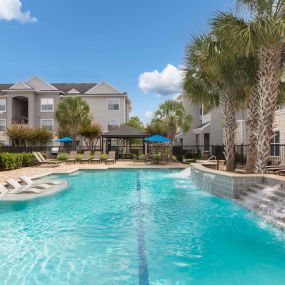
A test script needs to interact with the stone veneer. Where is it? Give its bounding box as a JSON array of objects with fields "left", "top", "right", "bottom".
[{"left": 191, "top": 163, "right": 285, "bottom": 199}]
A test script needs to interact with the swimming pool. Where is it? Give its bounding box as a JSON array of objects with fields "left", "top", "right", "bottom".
[{"left": 0, "top": 169, "right": 285, "bottom": 285}]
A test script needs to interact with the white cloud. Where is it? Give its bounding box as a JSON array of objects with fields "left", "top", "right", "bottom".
[
  {"left": 0, "top": 0, "right": 37, "bottom": 23},
  {"left": 138, "top": 64, "right": 183, "bottom": 96},
  {"left": 144, "top": 111, "right": 153, "bottom": 121}
]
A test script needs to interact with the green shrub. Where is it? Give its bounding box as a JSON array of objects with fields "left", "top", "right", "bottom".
[
  {"left": 132, "top": 154, "right": 138, "bottom": 160},
  {"left": 138, "top": 154, "right": 146, "bottom": 161},
  {"left": 76, "top": 154, "right": 83, "bottom": 161},
  {"left": 172, "top": 155, "right": 177, "bottom": 161},
  {"left": 101, "top": 153, "right": 108, "bottom": 160},
  {"left": 0, "top": 153, "right": 36, "bottom": 171},
  {"left": 57, "top": 152, "right": 70, "bottom": 162}
]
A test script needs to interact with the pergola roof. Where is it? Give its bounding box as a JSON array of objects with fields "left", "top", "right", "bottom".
[{"left": 102, "top": 125, "right": 149, "bottom": 138}]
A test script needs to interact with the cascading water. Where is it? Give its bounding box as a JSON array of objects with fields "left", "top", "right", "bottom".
[
  {"left": 239, "top": 184, "right": 285, "bottom": 229},
  {"left": 165, "top": 167, "right": 191, "bottom": 179},
  {"left": 201, "top": 173, "right": 215, "bottom": 193}
]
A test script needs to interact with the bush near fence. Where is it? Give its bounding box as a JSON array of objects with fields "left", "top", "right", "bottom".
[{"left": 0, "top": 153, "right": 36, "bottom": 171}]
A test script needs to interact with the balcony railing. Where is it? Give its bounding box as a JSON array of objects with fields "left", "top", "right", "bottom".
[{"left": 12, "top": 118, "right": 28, "bottom": 125}]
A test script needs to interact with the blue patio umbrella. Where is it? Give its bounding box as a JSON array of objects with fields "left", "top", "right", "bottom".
[
  {"left": 145, "top": 135, "right": 172, "bottom": 143},
  {"left": 56, "top": 136, "right": 73, "bottom": 143}
]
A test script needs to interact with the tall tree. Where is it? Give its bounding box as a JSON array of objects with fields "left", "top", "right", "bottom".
[
  {"left": 211, "top": 0, "right": 285, "bottom": 172},
  {"left": 79, "top": 122, "right": 102, "bottom": 151},
  {"left": 56, "top": 97, "right": 91, "bottom": 149},
  {"left": 126, "top": 116, "right": 145, "bottom": 131},
  {"left": 153, "top": 100, "right": 192, "bottom": 141},
  {"left": 183, "top": 35, "right": 254, "bottom": 171}
]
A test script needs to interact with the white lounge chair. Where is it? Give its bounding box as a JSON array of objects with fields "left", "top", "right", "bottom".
[
  {"left": 6, "top": 178, "right": 49, "bottom": 191},
  {"left": 9, "top": 187, "right": 41, "bottom": 194},
  {"left": 5, "top": 180, "right": 41, "bottom": 194},
  {"left": 0, "top": 184, "right": 8, "bottom": 196},
  {"left": 19, "top": 176, "right": 61, "bottom": 187}
]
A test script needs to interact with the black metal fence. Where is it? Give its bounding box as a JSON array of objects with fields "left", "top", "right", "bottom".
[
  {"left": 1, "top": 144, "right": 285, "bottom": 166},
  {"left": 173, "top": 144, "right": 285, "bottom": 167}
]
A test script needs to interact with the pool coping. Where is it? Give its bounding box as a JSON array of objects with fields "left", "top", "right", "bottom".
[{"left": 30, "top": 166, "right": 186, "bottom": 180}]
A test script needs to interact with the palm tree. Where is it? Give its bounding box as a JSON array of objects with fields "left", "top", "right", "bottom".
[
  {"left": 153, "top": 100, "right": 192, "bottom": 141},
  {"left": 56, "top": 97, "right": 91, "bottom": 149},
  {"left": 183, "top": 35, "right": 254, "bottom": 171},
  {"left": 211, "top": 0, "right": 285, "bottom": 173}
]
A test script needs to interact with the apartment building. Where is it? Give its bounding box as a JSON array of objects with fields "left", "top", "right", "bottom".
[
  {"left": 179, "top": 95, "right": 285, "bottom": 154},
  {"left": 0, "top": 76, "right": 132, "bottom": 145},
  {"left": 177, "top": 95, "right": 248, "bottom": 149}
]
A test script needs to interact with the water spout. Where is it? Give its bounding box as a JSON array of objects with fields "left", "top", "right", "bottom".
[{"left": 202, "top": 173, "right": 215, "bottom": 193}]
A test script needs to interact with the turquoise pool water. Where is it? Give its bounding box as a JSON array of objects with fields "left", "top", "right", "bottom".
[{"left": 0, "top": 169, "right": 285, "bottom": 285}]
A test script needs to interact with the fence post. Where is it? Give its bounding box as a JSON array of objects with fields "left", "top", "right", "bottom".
[{"left": 241, "top": 144, "right": 244, "bottom": 167}]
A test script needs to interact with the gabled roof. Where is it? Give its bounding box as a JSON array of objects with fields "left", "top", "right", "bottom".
[
  {"left": 85, "top": 82, "right": 121, "bottom": 95},
  {"left": 0, "top": 77, "right": 127, "bottom": 97},
  {"left": 26, "top": 76, "right": 59, "bottom": 91},
  {"left": 67, "top": 88, "right": 80, "bottom": 94},
  {"left": 102, "top": 125, "right": 149, "bottom": 138},
  {"left": 52, "top": 83, "right": 96, "bottom": 94},
  {"left": 9, "top": 82, "right": 33, "bottom": 90},
  {"left": 0, "top": 84, "right": 13, "bottom": 95}
]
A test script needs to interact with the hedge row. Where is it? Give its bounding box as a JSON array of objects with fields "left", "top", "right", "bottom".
[{"left": 0, "top": 153, "right": 37, "bottom": 171}]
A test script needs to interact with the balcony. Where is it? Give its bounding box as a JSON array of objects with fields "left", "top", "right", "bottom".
[
  {"left": 12, "top": 96, "right": 29, "bottom": 126},
  {"left": 12, "top": 117, "right": 28, "bottom": 125}
]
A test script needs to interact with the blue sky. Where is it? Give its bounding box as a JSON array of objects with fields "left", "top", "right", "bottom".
[{"left": 0, "top": 0, "right": 234, "bottom": 122}]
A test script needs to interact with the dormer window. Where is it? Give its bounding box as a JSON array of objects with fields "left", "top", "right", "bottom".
[{"left": 41, "top": 98, "right": 54, "bottom": 112}]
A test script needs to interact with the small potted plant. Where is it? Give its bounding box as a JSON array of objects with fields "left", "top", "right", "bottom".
[{"left": 101, "top": 153, "right": 108, "bottom": 162}]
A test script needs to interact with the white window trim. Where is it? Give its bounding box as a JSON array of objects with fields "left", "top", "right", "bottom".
[
  {"left": 107, "top": 98, "right": 120, "bottom": 111},
  {"left": 0, "top": 99, "right": 6, "bottom": 113},
  {"left": 108, "top": 118, "right": 120, "bottom": 131},
  {"left": 41, "top": 98, "right": 54, "bottom": 112},
  {"left": 40, "top": 119, "right": 54, "bottom": 131},
  {"left": 0, "top": 119, "right": 6, "bottom": 132}
]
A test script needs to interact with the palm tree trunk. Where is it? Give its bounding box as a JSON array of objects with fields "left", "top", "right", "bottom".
[
  {"left": 255, "top": 46, "right": 283, "bottom": 174},
  {"left": 220, "top": 91, "right": 237, "bottom": 171},
  {"left": 245, "top": 83, "right": 259, "bottom": 173}
]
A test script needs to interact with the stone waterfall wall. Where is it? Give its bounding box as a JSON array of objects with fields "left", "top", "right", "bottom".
[{"left": 191, "top": 163, "right": 264, "bottom": 199}]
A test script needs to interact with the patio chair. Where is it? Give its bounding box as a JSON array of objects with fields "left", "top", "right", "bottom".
[
  {"left": 51, "top": 147, "right": 59, "bottom": 157},
  {"left": 67, "top": 151, "right": 77, "bottom": 164},
  {"left": 265, "top": 162, "right": 285, "bottom": 174},
  {"left": 5, "top": 179, "right": 42, "bottom": 194},
  {"left": 33, "top": 152, "right": 61, "bottom": 167},
  {"left": 81, "top": 151, "right": 91, "bottom": 164},
  {"left": 105, "top": 151, "right": 116, "bottom": 164},
  {"left": 91, "top": 151, "right": 102, "bottom": 164}
]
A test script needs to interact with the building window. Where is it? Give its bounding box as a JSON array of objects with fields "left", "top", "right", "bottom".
[
  {"left": 0, "top": 99, "right": 6, "bottom": 112},
  {"left": 0, "top": 119, "right": 6, "bottom": 132},
  {"left": 40, "top": 119, "right": 54, "bottom": 132},
  {"left": 108, "top": 99, "right": 120, "bottom": 111},
  {"left": 108, "top": 119, "right": 120, "bottom": 130},
  {"left": 271, "top": 131, "right": 280, "bottom": 157},
  {"left": 41, "top": 98, "right": 54, "bottom": 112}
]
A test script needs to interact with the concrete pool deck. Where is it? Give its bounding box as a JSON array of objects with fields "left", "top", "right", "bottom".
[{"left": 0, "top": 161, "right": 187, "bottom": 183}]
